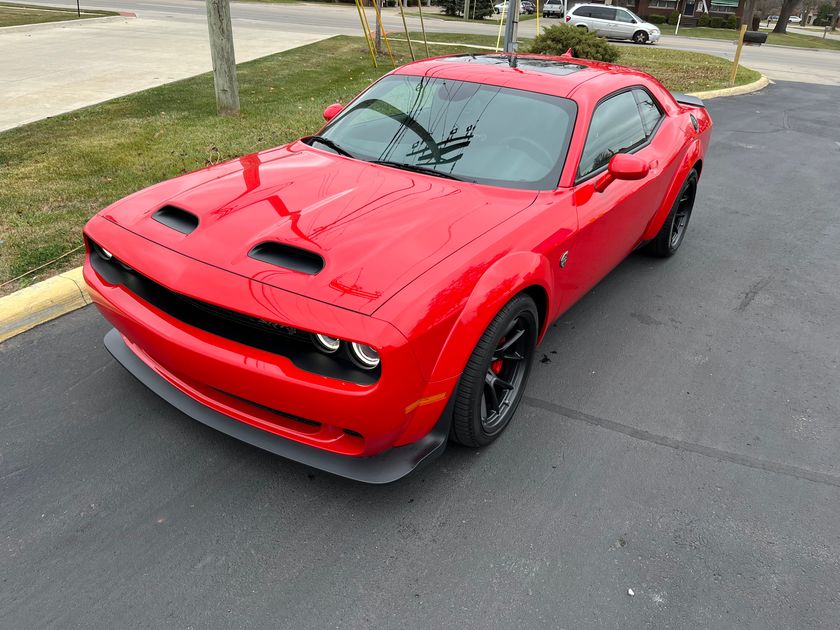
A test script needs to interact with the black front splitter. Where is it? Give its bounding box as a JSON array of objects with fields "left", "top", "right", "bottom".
[{"left": 104, "top": 328, "right": 451, "bottom": 484}]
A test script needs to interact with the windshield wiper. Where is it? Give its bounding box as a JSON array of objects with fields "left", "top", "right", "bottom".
[
  {"left": 371, "top": 160, "right": 466, "bottom": 182},
  {"left": 306, "top": 135, "right": 356, "bottom": 159}
]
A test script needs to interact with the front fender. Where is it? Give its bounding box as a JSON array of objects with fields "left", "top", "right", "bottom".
[{"left": 427, "top": 251, "right": 553, "bottom": 383}]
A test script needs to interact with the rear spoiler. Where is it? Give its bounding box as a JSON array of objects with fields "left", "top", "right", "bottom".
[{"left": 671, "top": 92, "right": 705, "bottom": 108}]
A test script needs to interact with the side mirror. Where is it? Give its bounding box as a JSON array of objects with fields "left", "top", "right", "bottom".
[
  {"left": 595, "top": 153, "right": 650, "bottom": 192},
  {"left": 323, "top": 103, "right": 343, "bottom": 122}
]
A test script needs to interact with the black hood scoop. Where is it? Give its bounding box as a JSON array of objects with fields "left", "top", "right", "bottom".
[
  {"left": 152, "top": 205, "right": 199, "bottom": 234},
  {"left": 248, "top": 242, "right": 324, "bottom": 275}
]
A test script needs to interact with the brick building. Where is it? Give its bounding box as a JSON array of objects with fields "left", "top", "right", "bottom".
[{"left": 625, "top": 0, "right": 745, "bottom": 22}]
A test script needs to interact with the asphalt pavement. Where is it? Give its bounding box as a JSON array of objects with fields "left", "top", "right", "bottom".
[{"left": 3, "top": 81, "right": 840, "bottom": 628}]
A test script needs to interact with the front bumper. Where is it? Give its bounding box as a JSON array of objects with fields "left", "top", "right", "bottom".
[
  {"left": 83, "top": 216, "right": 458, "bottom": 480},
  {"left": 649, "top": 30, "right": 661, "bottom": 42},
  {"left": 105, "top": 329, "right": 452, "bottom": 483}
]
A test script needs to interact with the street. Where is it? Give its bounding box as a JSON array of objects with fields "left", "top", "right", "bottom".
[
  {"left": 2, "top": 0, "right": 840, "bottom": 130},
  {"left": 3, "top": 80, "right": 840, "bottom": 628}
]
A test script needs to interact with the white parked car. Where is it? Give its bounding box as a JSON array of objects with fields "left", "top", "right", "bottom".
[
  {"left": 542, "top": 1, "right": 565, "bottom": 17},
  {"left": 566, "top": 3, "right": 660, "bottom": 43}
]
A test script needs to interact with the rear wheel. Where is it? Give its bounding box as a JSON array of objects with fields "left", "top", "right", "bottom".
[
  {"left": 648, "top": 169, "right": 698, "bottom": 257},
  {"left": 633, "top": 30, "right": 649, "bottom": 44},
  {"left": 450, "top": 294, "right": 538, "bottom": 448}
]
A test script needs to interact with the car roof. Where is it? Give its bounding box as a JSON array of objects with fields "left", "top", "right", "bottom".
[{"left": 393, "top": 53, "right": 664, "bottom": 101}]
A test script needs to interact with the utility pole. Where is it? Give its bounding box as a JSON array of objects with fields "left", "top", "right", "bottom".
[
  {"left": 205, "top": 0, "right": 240, "bottom": 116},
  {"left": 503, "top": 0, "right": 520, "bottom": 52}
]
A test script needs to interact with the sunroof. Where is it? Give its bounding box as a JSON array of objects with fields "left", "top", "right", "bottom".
[{"left": 436, "top": 54, "right": 587, "bottom": 76}]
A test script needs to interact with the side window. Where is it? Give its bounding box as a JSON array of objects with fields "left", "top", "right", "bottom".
[
  {"left": 616, "top": 9, "right": 635, "bottom": 22},
  {"left": 633, "top": 89, "right": 664, "bottom": 137},
  {"left": 576, "top": 7, "right": 591, "bottom": 16},
  {"left": 578, "top": 91, "right": 647, "bottom": 179},
  {"left": 590, "top": 6, "right": 616, "bottom": 19}
]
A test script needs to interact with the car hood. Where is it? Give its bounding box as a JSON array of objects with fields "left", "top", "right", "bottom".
[{"left": 101, "top": 142, "right": 539, "bottom": 315}]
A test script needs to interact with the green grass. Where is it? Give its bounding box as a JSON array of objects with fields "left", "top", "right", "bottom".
[
  {"left": 401, "top": 30, "right": 761, "bottom": 90},
  {"left": 0, "top": 2, "right": 114, "bottom": 27},
  {"left": 658, "top": 23, "right": 840, "bottom": 50},
  {"left": 0, "top": 35, "right": 758, "bottom": 291}
]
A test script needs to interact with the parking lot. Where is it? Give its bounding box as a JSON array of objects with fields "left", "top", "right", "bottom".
[{"left": 2, "top": 81, "right": 839, "bottom": 628}]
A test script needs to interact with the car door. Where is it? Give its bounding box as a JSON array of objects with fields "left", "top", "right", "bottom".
[
  {"left": 567, "top": 88, "right": 667, "bottom": 298},
  {"left": 590, "top": 6, "right": 618, "bottom": 36},
  {"left": 613, "top": 8, "right": 638, "bottom": 39}
]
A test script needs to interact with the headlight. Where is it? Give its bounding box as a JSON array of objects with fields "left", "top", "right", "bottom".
[
  {"left": 349, "top": 342, "right": 380, "bottom": 369},
  {"left": 92, "top": 242, "right": 113, "bottom": 260},
  {"left": 313, "top": 333, "right": 341, "bottom": 353}
]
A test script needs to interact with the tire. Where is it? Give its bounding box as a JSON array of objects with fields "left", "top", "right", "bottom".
[
  {"left": 648, "top": 169, "right": 698, "bottom": 258},
  {"left": 633, "top": 30, "right": 649, "bottom": 44},
  {"left": 543, "top": 12, "right": 548, "bottom": 17},
  {"left": 450, "top": 294, "right": 538, "bottom": 448},
  {"left": 576, "top": 24, "right": 589, "bottom": 31}
]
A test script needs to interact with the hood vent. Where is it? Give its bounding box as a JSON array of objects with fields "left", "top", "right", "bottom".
[
  {"left": 152, "top": 205, "right": 199, "bottom": 234},
  {"left": 248, "top": 242, "right": 324, "bottom": 275}
]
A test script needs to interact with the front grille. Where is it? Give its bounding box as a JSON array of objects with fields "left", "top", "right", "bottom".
[{"left": 88, "top": 239, "right": 379, "bottom": 385}]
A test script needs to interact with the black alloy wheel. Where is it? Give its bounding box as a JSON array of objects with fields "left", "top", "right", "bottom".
[
  {"left": 649, "top": 169, "right": 698, "bottom": 257},
  {"left": 450, "top": 294, "right": 538, "bottom": 447}
]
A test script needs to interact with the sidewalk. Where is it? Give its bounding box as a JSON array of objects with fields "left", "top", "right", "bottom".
[{"left": 0, "top": 13, "right": 326, "bottom": 131}]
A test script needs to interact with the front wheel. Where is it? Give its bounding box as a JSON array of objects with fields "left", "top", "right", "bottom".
[
  {"left": 633, "top": 30, "right": 649, "bottom": 44},
  {"left": 450, "top": 294, "right": 538, "bottom": 448}
]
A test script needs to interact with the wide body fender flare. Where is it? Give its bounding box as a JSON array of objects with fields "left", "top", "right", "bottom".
[{"left": 428, "top": 251, "right": 553, "bottom": 384}]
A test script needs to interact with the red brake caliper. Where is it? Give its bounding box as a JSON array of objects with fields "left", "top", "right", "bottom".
[{"left": 491, "top": 338, "right": 504, "bottom": 374}]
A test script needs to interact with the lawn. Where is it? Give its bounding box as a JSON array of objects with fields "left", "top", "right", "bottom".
[
  {"left": 0, "top": 35, "right": 758, "bottom": 292},
  {"left": 0, "top": 2, "right": 114, "bottom": 27},
  {"left": 397, "top": 30, "right": 761, "bottom": 90},
  {"left": 657, "top": 23, "right": 840, "bottom": 51}
]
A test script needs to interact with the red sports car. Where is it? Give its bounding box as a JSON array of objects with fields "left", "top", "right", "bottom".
[{"left": 83, "top": 53, "right": 712, "bottom": 483}]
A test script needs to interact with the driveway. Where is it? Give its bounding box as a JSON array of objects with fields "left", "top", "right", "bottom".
[
  {"left": 2, "top": 0, "right": 840, "bottom": 131},
  {"left": 2, "top": 80, "right": 840, "bottom": 628}
]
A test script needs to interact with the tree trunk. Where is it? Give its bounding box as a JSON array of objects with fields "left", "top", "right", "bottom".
[
  {"left": 831, "top": 0, "right": 839, "bottom": 31},
  {"left": 771, "top": 0, "right": 796, "bottom": 32}
]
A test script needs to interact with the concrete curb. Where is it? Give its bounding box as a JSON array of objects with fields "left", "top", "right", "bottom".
[
  {"left": 688, "top": 74, "right": 770, "bottom": 100},
  {"left": 0, "top": 14, "right": 131, "bottom": 34},
  {"left": 0, "top": 267, "right": 90, "bottom": 343}
]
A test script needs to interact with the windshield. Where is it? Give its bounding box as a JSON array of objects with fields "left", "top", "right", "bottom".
[{"left": 312, "top": 74, "right": 577, "bottom": 190}]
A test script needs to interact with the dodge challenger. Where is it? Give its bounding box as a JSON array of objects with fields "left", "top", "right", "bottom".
[{"left": 83, "top": 53, "right": 712, "bottom": 483}]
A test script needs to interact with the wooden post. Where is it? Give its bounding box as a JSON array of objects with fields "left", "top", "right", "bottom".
[
  {"left": 205, "top": 0, "right": 240, "bottom": 116},
  {"left": 730, "top": 23, "right": 747, "bottom": 85}
]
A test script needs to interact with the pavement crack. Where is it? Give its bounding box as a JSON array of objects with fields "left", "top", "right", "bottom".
[
  {"left": 735, "top": 275, "right": 773, "bottom": 312},
  {"left": 523, "top": 396, "right": 840, "bottom": 490}
]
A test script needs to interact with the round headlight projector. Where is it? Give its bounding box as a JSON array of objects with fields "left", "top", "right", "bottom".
[
  {"left": 350, "top": 342, "right": 380, "bottom": 369},
  {"left": 313, "top": 334, "right": 341, "bottom": 353}
]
